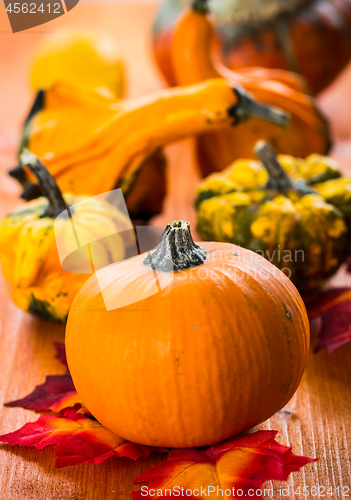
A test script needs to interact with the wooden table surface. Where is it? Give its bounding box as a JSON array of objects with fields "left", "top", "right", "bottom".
[{"left": 1, "top": 2, "right": 351, "bottom": 499}]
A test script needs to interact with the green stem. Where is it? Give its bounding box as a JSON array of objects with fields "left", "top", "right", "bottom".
[
  {"left": 19, "top": 149, "right": 68, "bottom": 218},
  {"left": 143, "top": 220, "right": 207, "bottom": 272},
  {"left": 192, "top": 0, "right": 209, "bottom": 14},
  {"left": 228, "top": 87, "right": 290, "bottom": 128},
  {"left": 254, "top": 140, "right": 316, "bottom": 195}
]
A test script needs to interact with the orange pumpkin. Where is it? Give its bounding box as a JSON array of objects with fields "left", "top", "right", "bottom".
[
  {"left": 169, "top": 1, "right": 331, "bottom": 176},
  {"left": 215, "top": 0, "right": 351, "bottom": 95},
  {"left": 66, "top": 220, "right": 309, "bottom": 448},
  {"left": 153, "top": 0, "right": 351, "bottom": 94}
]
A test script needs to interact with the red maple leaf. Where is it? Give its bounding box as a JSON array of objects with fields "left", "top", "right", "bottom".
[
  {"left": 5, "top": 374, "right": 81, "bottom": 413},
  {"left": 132, "top": 431, "right": 316, "bottom": 499},
  {"left": 5, "top": 343, "right": 80, "bottom": 413},
  {"left": 308, "top": 288, "right": 351, "bottom": 353},
  {"left": 54, "top": 342, "right": 69, "bottom": 371},
  {"left": 0, "top": 409, "right": 166, "bottom": 468},
  {"left": 0, "top": 342, "right": 316, "bottom": 490}
]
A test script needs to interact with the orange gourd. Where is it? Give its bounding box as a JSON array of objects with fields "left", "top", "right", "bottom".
[
  {"left": 66, "top": 220, "right": 309, "bottom": 448},
  {"left": 12, "top": 79, "right": 288, "bottom": 212},
  {"left": 153, "top": 0, "right": 351, "bottom": 94},
  {"left": 169, "top": 1, "right": 331, "bottom": 176},
  {"left": 12, "top": 86, "right": 166, "bottom": 221},
  {"left": 212, "top": 0, "right": 351, "bottom": 95}
]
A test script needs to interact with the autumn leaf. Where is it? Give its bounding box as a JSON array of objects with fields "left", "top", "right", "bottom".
[
  {"left": 5, "top": 374, "right": 81, "bottom": 413},
  {"left": 0, "top": 409, "right": 166, "bottom": 468},
  {"left": 0, "top": 409, "right": 91, "bottom": 450},
  {"left": 308, "top": 288, "right": 351, "bottom": 353},
  {"left": 0, "top": 341, "right": 316, "bottom": 487},
  {"left": 5, "top": 343, "right": 79, "bottom": 413},
  {"left": 54, "top": 342, "right": 69, "bottom": 371},
  {"left": 55, "top": 425, "right": 167, "bottom": 468},
  {"left": 132, "top": 431, "right": 316, "bottom": 499}
]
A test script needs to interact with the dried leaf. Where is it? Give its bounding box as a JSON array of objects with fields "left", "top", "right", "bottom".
[
  {"left": 55, "top": 426, "right": 166, "bottom": 468},
  {"left": 0, "top": 342, "right": 316, "bottom": 487},
  {"left": 5, "top": 343, "right": 83, "bottom": 413},
  {"left": 0, "top": 410, "right": 165, "bottom": 468},
  {"left": 0, "top": 409, "right": 89, "bottom": 449},
  {"left": 5, "top": 374, "right": 81, "bottom": 413},
  {"left": 54, "top": 342, "right": 69, "bottom": 371},
  {"left": 308, "top": 288, "right": 351, "bottom": 353},
  {"left": 132, "top": 431, "right": 316, "bottom": 499}
]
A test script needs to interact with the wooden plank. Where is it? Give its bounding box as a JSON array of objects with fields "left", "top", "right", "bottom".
[{"left": 0, "top": 1, "right": 351, "bottom": 499}]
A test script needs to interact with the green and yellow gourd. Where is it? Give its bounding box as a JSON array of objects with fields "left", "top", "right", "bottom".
[
  {"left": 0, "top": 150, "right": 132, "bottom": 322},
  {"left": 196, "top": 141, "right": 351, "bottom": 297}
]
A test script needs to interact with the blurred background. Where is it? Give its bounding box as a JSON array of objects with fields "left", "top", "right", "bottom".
[{"left": 1, "top": 0, "right": 351, "bottom": 224}]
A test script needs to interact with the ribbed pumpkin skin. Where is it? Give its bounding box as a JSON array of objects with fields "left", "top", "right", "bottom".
[{"left": 66, "top": 242, "right": 309, "bottom": 448}]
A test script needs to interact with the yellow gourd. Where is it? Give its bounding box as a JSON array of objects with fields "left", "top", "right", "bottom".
[
  {"left": 30, "top": 28, "right": 125, "bottom": 99},
  {"left": 0, "top": 150, "right": 132, "bottom": 322}
]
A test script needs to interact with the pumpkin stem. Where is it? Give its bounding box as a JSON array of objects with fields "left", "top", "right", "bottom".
[
  {"left": 19, "top": 149, "right": 68, "bottom": 218},
  {"left": 228, "top": 87, "right": 290, "bottom": 127},
  {"left": 254, "top": 140, "right": 316, "bottom": 195},
  {"left": 143, "top": 220, "right": 207, "bottom": 272},
  {"left": 192, "top": 0, "right": 209, "bottom": 14}
]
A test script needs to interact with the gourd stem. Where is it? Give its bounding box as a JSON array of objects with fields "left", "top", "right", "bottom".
[
  {"left": 21, "top": 183, "right": 43, "bottom": 202},
  {"left": 192, "top": 0, "right": 209, "bottom": 14},
  {"left": 254, "top": 140, "right": 317, "bottom": 195},
  {"left": 228, "top": 87, "right": 290, "bottom": 128},
  {"left": 254, "top": 140, "right": 294, "bottom": 193},
  {"left": 19, "top": 149, "right": 68, "bottom": 218},
  {"left": 143, "top": 220, "right": 207, "bottom": 272},
  {"left": 9, "top": 164, "right": 28, "bottom": 183}
]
